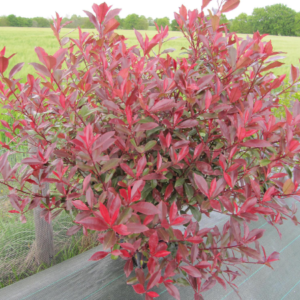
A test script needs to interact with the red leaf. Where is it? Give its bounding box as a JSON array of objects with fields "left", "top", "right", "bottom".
[
  {"left": 44, "top": 55, "right": 57, "bottom": 70},
  {"left": 8, "top": 210, "right": 20, "bottom": 214},
  {"left": 149, "top": 99, "right": 176, "bottom": 113},
  {"left": 179, "top": 5, "right": 187, "bottom": 20},
  {"left": 222, "top": 0, "right": 240, "bottom": 13},
  {"left": 267, "top": 251, "right": 280, "bottom": 262},
  {"left": 205, "top": 90, "right": 212, "bottom": 110},
  {"left": 126, "top": 223, "right": 149, "bottom": 234},
  {"left": 180, "top": 265, "right": 202, "bottom": 277},
  {"left": 113, "top": 224, "right": 129, "bottom": 235},
  {"left": 202, "top": 0, "right": 212, "bottom": 10},
  {"left": 77, "top": 217, "right": 108, "bottom": 231},
  {"left": 169, "top": 202, "right": 178, "bottom": 222},
  {"left": 135, "top": 29, "right": 144, "bottom": 50},
  {"left": 0, "top": 57, "right": 9, "bottom": 74},
  {"left": 164, "top": 282, "right": 180, "bottom": 300},
  {"left": 9, "top": 62, "right": 24, "bottom": 79},
  {"left": 83, "top": 174, "right": 91, "bottom": 192},
  {"left": 93, "top": 2, "right": 110, "bottom": 23},
  {"left": 135, "top": 122, "right": 159, "bottom": 132},
  {"left": 178, "top": 146, "right": 189, "bottom": 162},
  {"left": 103, "top": 230, "right": 116, "bottom": 250},
  {"left": 103, "top": 18, "right": 120, "bottom": 35},
  {"left": 5, "top": 132, "right": 14, "bottom": 139},
  {"left": 147, "top": 270, "right": 161, "bottom": 290},
  {"left": 153, "top": 251, "right": 170, "bottom": 257},
  {"left": 193, "top": 143, "right": 204, "bottom": 160},
  {"left": 100, "top": 203, "right": 111, "bottom": 224},
  {"left": 262, "top": 186, "right": 276, "bottom": 202},
  {"left": 261, "top": 61, "right": 284, "bottom": 73},
  {"left": 177, "top": 120, "right": 198, "bottom": 128},
  {"left": 242, "top": 140, "right": 272, "bottom": 148},
  {"left": 250, "top": 179, "right": 261, "bottom": 199},
  {"left": 120, "top": 242, "right": 135, "bottom": 252},
  {"left": 142, "top": 173, "right": 167, "bottom": 180},
  {"left": 223, "top": 172, "right": 232, "bottom": 188},
  {"left": 239, "top": 246, "right": 262, "bottom": 261},
  {"left": 89, "top": 251, "right": 109, "bottom": 261},
  {"left": 195, "top": 261, "right": 211, "bottom": 269},
  {"left": 186, "top": 236, "right": 204, "bottom": 243},
  {"left": 219, "top": 196, "right": 233, "bottom": 213},
  {"left": 164, "top": 183, "right": 174, "bottom": 201},
  {"left": 0, "top": 120, "right": 10, "bottom": 129},
  {"left": 239, "top": 197, "right": 257, "bottom": 214},
  {"left": 133, "top": 284, "right": 145, "bottom": 294},
  {"left": 147, "top": 291, "right": 159, "bottom": 298},
  {"left": 291, "top": 65, "right": 299, "bottom": 82},
  {"left": 120, "top": 163, "right": 135, "bottom": 178},
  {"left": 131, "top": 202, "right": 159, "bottom": 215},
  {"left": 72, "top": 200, "right": 90, "bottom": 211},
  {"left": 230, "top": 87, "right": 241, "bottom": 103},
  {"left": 194, "top": 173, "right": 208, "bottom": 196},
  {"left": 66, "top": 225, "right": 81, "bottom": 236},
  {"left": 137, "top": 156, "right": 147, "bottom": 178}
]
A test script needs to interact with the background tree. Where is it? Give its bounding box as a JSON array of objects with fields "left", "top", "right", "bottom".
[
  {"left": 230, "top": 13, "right": 252, "bottom": 33},
  {"left": 31, "top": 17, "right": 50, "bottom": 28},
  {"left": 155, "top": 17, "right": 169, "bottom": 27},
  {"left": 7, "top": 14, "right": 19, "bottom": 27},
  {"left": 123, "top": 13, "right": 139, "bottom": 29},
  {"left": 170, "top": 19, "right": 179, "bottom": 31},
  {"left": 147, "top": 17, "right": 154, "bottom": 26},
  {"left": 136, "top": 15, "right": 149, "bottom": 30},
  {"left": 295, "top": 13, "right": 300, "bottom": 36},
  {"left": 251, "top": 4, "right": 296, "bottom": 36},
  {"left": 0, "top": 16, "right": 9, "bottom": 26},
  {"left": 220, "top": 14, "right": 228, "bottom": 25}
]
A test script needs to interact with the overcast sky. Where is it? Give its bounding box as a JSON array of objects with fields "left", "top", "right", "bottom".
[{"left": 1, "top": 0, "right": 300, "bottom": 20}]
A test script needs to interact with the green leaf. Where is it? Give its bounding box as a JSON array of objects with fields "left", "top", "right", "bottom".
[
  {"left": 176, "top": 278, "right": 190, "bottom": 287},
  {"left": 175, "top": 178, "right": 185, "bottom": 187},
  {"left": 184, "top": 183, "right": 194, "bottom": 200},
  {"left": 142, "top": 168, "right": 150, "bottom": 177},
  {"left": 144, "top": 140, "right": 157, "bottom": 151},
  {"left": 130, "top": 139, "right": 144, "bottom": 153},
  {"left": 146, "top": 126, "right": 162, "bottom": 137},
  {"left": 151, "top": 180, "right": 157, "bottom": 189},
  {"left": 141, "top": 184, "right": 152, "bottom": 199},
  {"left": 70, "top": 112, "right": 75, "bottom": 124},
  {"left": 101, "top": 158, "right": 120, "bottom": 173},
  {"left": 260, "top": 159, "right": 271, "bottom": 167},
  {"left": 105, "top": 170, "right": 115, "bottom": 183},
  {"left": 190, "top": 206, "right": 201, "bottom": 222},
  {"left": 138, "top": 116, "right": 155, "bottom": 123}
]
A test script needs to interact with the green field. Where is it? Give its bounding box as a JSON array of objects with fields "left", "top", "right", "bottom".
[{"left": 0, "top": 27, "right": 299, "bottom": 81}]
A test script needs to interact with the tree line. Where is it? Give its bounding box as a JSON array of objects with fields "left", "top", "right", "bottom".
[
  {"left": 1, "top": 4, "right": 300, "bottom": 36},
  {"left": 230, "top": 4, "right": 300, "bottom": 36},
  {"left": 0, "top": 13, "right": 176, "bottom": 30}
]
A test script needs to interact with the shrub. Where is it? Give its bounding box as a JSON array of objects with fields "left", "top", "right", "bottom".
[{"left": 0, "top": 0, "right": 300, "bottom": 299}]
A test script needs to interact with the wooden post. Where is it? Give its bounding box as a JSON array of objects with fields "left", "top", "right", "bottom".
[
  {"left": 33, "top": 182, "right": 54, "bottom": 266},
  {"left": 30, "top": 142, "right": 54, "bottom": 266}
]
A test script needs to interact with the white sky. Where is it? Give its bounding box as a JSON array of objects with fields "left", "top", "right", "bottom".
[{"left": 1, "top": 0, "right": 300, "bottom": 20}]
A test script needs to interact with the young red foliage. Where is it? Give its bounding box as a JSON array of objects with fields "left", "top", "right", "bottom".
[{"left": 1, "top": 0, "right": 300, "bottom": 299}]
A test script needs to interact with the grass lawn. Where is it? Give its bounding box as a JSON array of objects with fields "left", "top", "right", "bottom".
[{"left": 0, "top": 27, "right": 299, "bottom": 80}]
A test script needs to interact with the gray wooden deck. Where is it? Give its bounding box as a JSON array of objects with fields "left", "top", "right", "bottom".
[{"left": 1, "top": 209, "right": 300, "bottom": 300}]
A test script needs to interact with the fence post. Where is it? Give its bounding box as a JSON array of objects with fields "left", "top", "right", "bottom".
[
  {"left": 33, "top": 183, "right": 54, "bottom": 266},
  {"left": 30, "top": 143, "right": 54, "bottom": 266}
]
